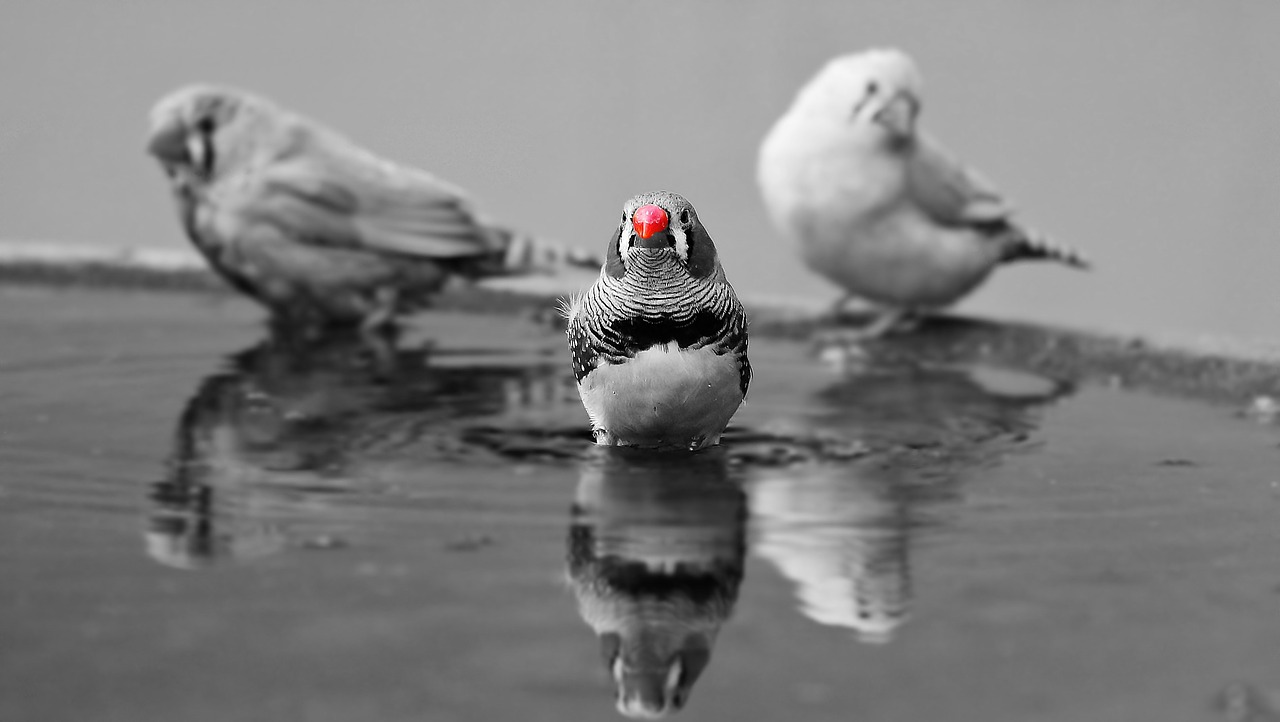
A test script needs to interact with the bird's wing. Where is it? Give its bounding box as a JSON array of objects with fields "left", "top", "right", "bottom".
[
  {"left": 242, "top": 142, "right": 496, "bottom": 260},
  {"left": 905, "top": 133, "right": 1016, "bottom": 228}
]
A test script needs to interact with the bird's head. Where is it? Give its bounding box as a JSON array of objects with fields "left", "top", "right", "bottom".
[
  {"left": 146, "top": 84, "right": 288, "bottom": 182},
  {"left": 600, "top": 629, "right": 713, "bottom": 719},
  {"left": 795, "top": 48, "right": 924, "bottom": 141},
  {"left": 604, "top": 191, "right": 724, "bottom": 283}
]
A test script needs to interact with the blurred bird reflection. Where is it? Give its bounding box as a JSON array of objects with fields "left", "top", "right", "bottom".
[
  {"left": 145, "top": 328, "right": 572, "bottom": 569},
  {"left": 750, "top": 355, "right": 1072, "bottom": 643},
  {"left": 566, "top": 446, "right": 745, "bottom": 719}
]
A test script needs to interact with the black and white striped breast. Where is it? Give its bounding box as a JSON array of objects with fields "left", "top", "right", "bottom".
[{"left": 568, "top": 251, "right": 751, "bottom": 398}]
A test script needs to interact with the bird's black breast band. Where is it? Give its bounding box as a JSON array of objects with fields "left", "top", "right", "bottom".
[{"left": 568, "top": 308, "right": 750, "bottom": 398}]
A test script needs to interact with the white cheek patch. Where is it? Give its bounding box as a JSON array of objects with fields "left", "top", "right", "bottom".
[
  {"left": 618, "top": 222, "right": 634, "bottom": 260},
  {"left": 672, "top": 225, "right": 688, "bottom": 263},
  {"left": 186, "top": 134, "right": 208, "bottom": 171}
]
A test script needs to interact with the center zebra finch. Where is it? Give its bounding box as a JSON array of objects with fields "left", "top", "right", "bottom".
[{"left": 565, "top": 191, "right": 750, "bottom": 450}]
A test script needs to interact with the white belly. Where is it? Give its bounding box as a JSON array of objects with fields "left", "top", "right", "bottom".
[
  {"left": 803, "top": 210, "right": 1001, "bottom": 308},
  {"left": 577, "top": 342, "right": 744, "bottom": 449},
  {"left": 759, "top": 120, "right": 1000, "bottom": 308}
]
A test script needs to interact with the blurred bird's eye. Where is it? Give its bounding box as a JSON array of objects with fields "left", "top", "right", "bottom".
[
  {"left": 866, "top": 81, "right": 878, "bottom": 94},
  {"left": 195, "top": 116, "right": 216, "bottom": 135}
]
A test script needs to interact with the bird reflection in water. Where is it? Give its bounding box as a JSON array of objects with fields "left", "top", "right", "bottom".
[
  {"left": 750, "top": 356, "right": 1072, "bottom": 643},
  {"left": 146, "top": 328, "right": 573, "bottom": 569},
  {"left": 567, "top": 446, "right": 745, "bottom": 718}
]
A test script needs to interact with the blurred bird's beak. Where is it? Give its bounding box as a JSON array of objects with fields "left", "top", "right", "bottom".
[
  {"left": 872, "top": 91, "right": 919, "bottom": 137},
  {"left": 147, "top": 118, "right": 211, "bottom": 175},
  {"left": 147, "top": 119, "right": 190, "bottom": 165}
]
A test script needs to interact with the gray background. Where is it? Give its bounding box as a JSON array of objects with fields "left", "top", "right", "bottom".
[{"left": 2, "top": 0, "right": 1277, "bottom": 339}]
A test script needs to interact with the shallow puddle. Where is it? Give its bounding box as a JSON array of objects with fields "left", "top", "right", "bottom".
[{"left": 1, "top": 287, "right": 1278, "bottom": 721}]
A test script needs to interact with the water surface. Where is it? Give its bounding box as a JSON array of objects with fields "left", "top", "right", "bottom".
[{"left": 2, "top": 287, "right": 1279, "bottom": 721}]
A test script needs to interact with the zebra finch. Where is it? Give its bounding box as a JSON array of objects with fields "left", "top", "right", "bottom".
[{"left": 564, "top": 191, "right": 750, "bottom": 450}]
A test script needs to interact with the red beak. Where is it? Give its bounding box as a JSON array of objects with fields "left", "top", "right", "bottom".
[{"left": 632, "top": 204, "right": 668, "bottom": 240}]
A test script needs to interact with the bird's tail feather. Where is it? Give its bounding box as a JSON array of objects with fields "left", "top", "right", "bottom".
[
  {"left": 477, "top": 224, "right": 603, "bottom": 277},
  {"left": 1002, "top": 228, "right": 1091, "bottom": 270}
]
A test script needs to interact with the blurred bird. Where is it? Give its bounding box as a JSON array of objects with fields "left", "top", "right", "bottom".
[
  {"left": 758, "top": 48, "right": 1090, "bottom": 337},
  {"left": 565, "top": 191, "right": 750, "bottom": 450},
  {"left": 146, "top": 84, "right": 600, "bottom": 331}
]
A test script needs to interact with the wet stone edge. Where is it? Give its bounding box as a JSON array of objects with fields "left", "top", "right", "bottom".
[{"left": 1, "top": 248, "right": 1277, "bottom": 409}]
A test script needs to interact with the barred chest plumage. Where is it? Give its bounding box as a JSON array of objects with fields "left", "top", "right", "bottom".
[{"left": 566, "top": 192, "right": 751, "bottom": 450}]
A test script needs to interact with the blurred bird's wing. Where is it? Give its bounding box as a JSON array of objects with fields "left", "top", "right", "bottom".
[
  {"left": 246, "top": 145, "right": 496, "bottom": 260},
  {"left": 905, "top": 133, "right": 1016, "bottom": 228}
]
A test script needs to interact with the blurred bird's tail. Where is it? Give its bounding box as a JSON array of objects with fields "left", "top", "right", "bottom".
[
  {"left": 1001, "top": 228, "right": 1091, "bottom": 270},
  {"left": 476, "top": 224, "right": 603, "bottom": 277}
]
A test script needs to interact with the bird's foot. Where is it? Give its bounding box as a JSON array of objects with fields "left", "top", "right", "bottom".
[
  {"left": 359, "top": 286, "right": 403, "bottom": 336},
  {"left": 820, "top": 308, "right": 919, "bottom": 343},
  {"left": 359, "top": 305, "right": 399, "bottom": 337},
  {"left": 828, "top": 294, "right": 877, "bottom": 324},
  {"left": 357, "top": 327, "right": 402, "bottom": 380},
  {"left": 687, "top": 433, "right": 725, "bottom": 451}
]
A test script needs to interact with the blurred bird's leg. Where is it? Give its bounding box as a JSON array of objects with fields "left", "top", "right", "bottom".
[
  {"left": 850, "top": 307, "right": 920, "bottom": 338},
  {"left": 813, "top": 307, "right": 919, "bottom": 350},
  {"left": 360, "top": 286, "right": 401, "bottom": 336},
  {"left": 358, "top": 318, "right": 401, "bottom": 381},
  {"left": 877, "top": 307, "right": 922, "bottom": 334},
  {"left": 830, "top": 293, "right": 876, "bottom": 322}
]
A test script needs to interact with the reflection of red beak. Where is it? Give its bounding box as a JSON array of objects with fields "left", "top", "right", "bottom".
[
  {"left": 872, "top": 92, "right": 920, "bottom": 137},
  {"left": 604, "top": 631, "right": 713, "bottom": 718},
  {"left": 632, "top": 204, "right": 669, "bottom": 240}
]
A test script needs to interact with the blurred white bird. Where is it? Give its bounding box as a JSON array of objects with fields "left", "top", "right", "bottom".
[
  {"left": 565, "top": 191, "right": 751, "bottom": 450},
  {"left": 146, "top": 84, "right": 600, "bottom": 331},
  {"left": 758, "top": 48, "right": 1089, "bottom": 337}
]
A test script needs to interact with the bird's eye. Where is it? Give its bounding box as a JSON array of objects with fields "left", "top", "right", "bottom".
[
  {"left": 195, "top": 116, "right": 216, "bottom": 135},
  {"left": 866, "top": 81, "right": 879, "bottom": 94},
  {"left": 679, "top": 209, "right": 690, "bottom": 225}
]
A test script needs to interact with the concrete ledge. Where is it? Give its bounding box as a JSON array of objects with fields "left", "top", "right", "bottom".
[
  {"left": 0, "top": 243, "right": 223, "bottom": 292},
  {"left": 753, "top": 313, "right": 1280, "bottom": 408},
  {"left": 1, "top": 241, "right": 1276, "bottom": 408},
  {"left": 0, "top": 241, "right": 591, "bottom": 311}
]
